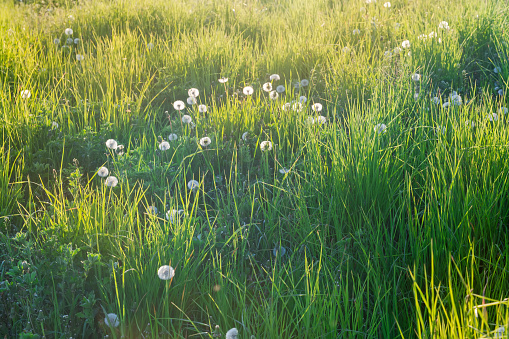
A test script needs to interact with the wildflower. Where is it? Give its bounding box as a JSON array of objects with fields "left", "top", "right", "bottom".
[
  {"left": 187, "top": 180, "right": 199, "bottom": 192},
  {"left": 166, "top": 209, "right": 184, "bottom": 223},
  {"left": 299, "top": 96, "right": 307, "bottom": 103},
  {"left": 187, "top": 97, "right": 197, "bottom": 105},
  {"left": 76, "top": 54, "right": 84, "bottom": 61},
  {"left": 276, "top": 85, "right": 285, "bottom": 93},
  {"left": 402, "top": 40, "right": 411, "bottom": 48},
  {"left": 270, "top": 74, "right": 280, "bottom": 81},
  {"left": 312, "top": 103, "right": 323, "bottom": 112},
  {"left": 499, "top": 89, "right": 505, "bottom": 96},
  {"left": 353, "top": 29, "right": 360, "bottom": 35},
  {"left": 225, "top": 328, "right": 239, "bottom": 339},
  {"left": 442, "top": 102, "right": 450, "bottom": 108},
  {"left": 279, "top": 168, "right": 289, "bottom": 174},
  {"left": 432, "top": 97, "right": 440, "bottom": 104},
  {"left": 105, "top": 176, "right": 119, "bottom": 187},
  {"left": 487, "top": 113, "right": 498, "bottom": 122},
  {"left": 428, "top": 31, "right": 437, "bottom": 38},
  {"left": 64, "top": 28, "right": 73, "bottom": 35},
  {"left": 182, "top": 115, "right": 192, "bottom": 124},
  {"left": 51, "top": 121, "right": 59, "bottom": 129},
  {"left": 307, "top": 116, "right": 315, "bottom": 124},
  {"left": 384, "top": 2, "right": 391, "bottom": 7},
  {"left": 282, "top": 103, "right": 291, "bottom": 111},
  {"left": 159, "top": 141, "right": 170, "bottom": 151},
  {"left": 20, "top": 90, "right": 31, "bottom": 99},
  {"left": 105, "top": 139, "right": 118, "bottom": 149},
  {"left": 499, "top": 107, "right": 508, "bottom": 114},
  {"left": 300, "top": 79, "right": 309, "bottom": 87},
  {"left": 173, "top": 100, "right": 186, "bottom": 111},
  {"left": 316, "top": 116, "right": 327, "bottom": 124},
  {"left": 168, "top": 133, "right": 178, "bottom": 141},
  {"left": 292, "top": 102, "right": 303, "bottom": 112},
  {"left": 242, "top": 132, "right": 248, "bottom": 141},
  {"left": 262, "top": 82, "right": 272, "bottom": 92},
  {"left": 438, "top": 21, "right": 449, "bottom": 30},
  {"left": 157, "top": 265, "right": 175, "bottom": 280},
  {"left": 494, "top": 67, "right": 501, "bottom": 74},
  {"left": 495, "top": 326, "right": 505, "bottom": 339},
  {"left": 243, "top": 86, "right": 254, "bottom": 95},
  {"left": 198, "top": 104, "right": 207, "bottom": 113},
  {"left": 269, "top": 90, "right": 279, "bottom": 100},
  {"left": 374, "top": 123, "right": 387, "bottom": 134},
  {"left": 66, "top": 38, "right": 74, "bottom": 45},
  {"left": 148, "top": 206, "right": 158, "bottom": 215},
  {"left": 115, "top": 145, "right": 125, "bottom": 155},
  {"left": 104, "top": 313, "right": 119, "bottom": 328},
  {"left": 53, "top": 38, "right": 60, "bottom": 44},
  {"left": 199, "top": 137, "right": 211, "bottom": 147},
  {"left": 260, "top": 140, "right": 273, "bottom": 151},
  {"left": 218, "top": 77, "right": 228, "bottom": 83},
  {"left": 418, "top": 34, "right": 428, "bottom": 41},
  {"left": 188, "top": 88, "right": 199, "bottom": 97},
  {"left": 74, "top": 38, "right": 80, "bottom": 44},
  {"left": 449, "top": 91, "right": 462, "bottom": 105},
  {"left": 147, "top": 42, "right": 154, "bottom": 50},
  {"left": 412, "top": 73, "right": 421, "bottom": 81},
  {"left": 273, "top": 245, "right": 286, "bottom": 257},
  {"left": 97, "top": 167, "right": 109, "bottom": 178}
]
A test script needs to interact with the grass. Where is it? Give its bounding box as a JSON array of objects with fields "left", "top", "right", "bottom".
[{"left": 1, "top": 0, "right": 509, "bottom": 337}]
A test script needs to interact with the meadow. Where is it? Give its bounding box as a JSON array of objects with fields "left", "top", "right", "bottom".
[{"left": 1, "top": 0, "right": 509, "bottom": 337}]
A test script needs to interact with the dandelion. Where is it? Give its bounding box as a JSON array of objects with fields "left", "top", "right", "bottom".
[
  {"left": 279, "top": 168, "right": 289, "bottom": 174},
  {"left": 64, "top": 28, "right": 73, "bottom": 36},
  {"left": 499, "top": 107, "right": 508, "bottom": 114},
  {"left": 269, "top": 90, "right": 279, "bottom": 100},
  {"left": 51, "top": 121, "right": 59, "bottom": 129},
  {"left": 105, "top": 176, "right": 118, "bottom": 187},
  {"left": 115, "top": 145, "right": 125, "bottom": 155},
  {"left": 104, "top": 313, "right": 119, "bottom": 328},
  {"left": 66, "top": 38, "right": 74, "bottom": 45},
  {"left": 384, "top": 2, "right": 391, "bottom": 7},
  {"left": 299, "top": 96, "right": 307, "bottom": 103},
  {"left": 182, "top": 115, "right": 192, "bottom": 124},
  {"left": 432, "top": 97, "right": 440, "bottom": 104},
  {"left": 74, "top": 38, "right": 80, "bottom": 44},
  {"left": 199, "top": 137, "right": 211, "bottom": 147},
  {"left": 187, "top": 97, "right": 197, "bottom": 105},
  {"left": 105, "top": 139, "right": 118, "bottom": 149},
  {"left": 225, "top": 328, "right": 239, "bottom": 339},
  {"left": 97, "top": 167, "right": 109, "bottom": 178},
  {"left": 311, "top": 103, "right": 323, "bottom": 112},
  {"left": 307, "top": 116, "right": 315, "bottom": 124},
  {"left": 316, "top": 116, "right": 327, "bottom": 124},
  {"left": 494, "top": 67, "right": 501, "bottom": 74},
  {"left": 487, "top": 113, "right": 498, "bottom": 122},
  {"left": 188, "top": 88, "right": 199, "bottom": 97},
  {"left": 449, "top": 91, "right": 462, "bottom": 105},
  {"left": 168, "top": 133, "right": 178, "bottom": 141},
  {"left": 173, "top": 100, "right": 186, "bottom": 111},
  {"left": 499, "top": 89, "right": 505, "bottom": 96},
  {"left": 148, "top": 206, "right": 158, "bottom": 215},
  {"left": 418, "top": 34, "right": 428, "bottom": 41},
  {"left": 157, "top": 265, "right": 175, "bottom": 280},
  {"left": 282, "top": 103, "right": 291, "bottom": 111},
  {"left": 20, "top": 90, "right": 31, "bottom": 99},
  {"left": 76, "top": 54, "right": 84, "bottom": 61},
  {"left": 260, "top": 140, "right": 272, "bottom": 151},
  {"left": 270, "top": 74, "right": 280, "bottom": 81},
  {"left": 159, "top": 141, "right": 170, "bottom": 151},
  {"left": 166, "top": 209, "right": 184, "bottom": 223},
  {"left": 187, "top": 180, "right": 199, "bottom": 192},
  {"left": 198, "top": 104, "right": 207, "bottom": 113},
  {"left": 300, "top": 79, "right": 309, "bottom": 87},
  {"left": 276, "top": 85, "right": 285, "bottom": 93},
  {"left": 393, "top": 47, "right": 402, "bottom": 54},
  {"left": 262, "top": 82, "right": 272, "bottom": 92},
  {"left": 292, "top": 102, "right": 303, "bottom": 112},
  {"left": 147, "top": 42, "right": 154, "bottom": 50},
  {"left": 428, "top": 31, "right": 437, "bottom": 38},
  {"left": 438, "top": 21, "right": 450, "bottom": 30},
  {"left": 242, "top": 132, "right": 248, "bottom": 141},
  {"left": 53, "top": 38, "right": 60, "bottom": 44},
  {"left": 273, "top": 245, "right": 286, "bottom": 257},
  {"left": 412, "top": 73, "right": 421, "bottom": 81},
  {"left": 353, "top": 29, "right": 360, "bottom": 35},
  {"left": 218, "top": 77, "right": 228, "bottom": 83},
  {"left": 442, "top": 102, "right": 451, "bottom": 109},
  {"left": 243, "top": 86, "right": 254, "bottom": 95},
  {"left": 374, "top": 123, "right": 387, "bottom": 134},
  {"left": 495, "top": 326, "right": 505, "bottom": 339},
  {"left": 402, "top": 40, "right": 411, "bottom": 48}
]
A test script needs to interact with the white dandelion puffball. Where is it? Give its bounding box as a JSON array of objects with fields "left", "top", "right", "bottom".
[
  {"left": 393, "top": 47, "right": 402, "bottom": 54},
  {"left": 173, "top": 100, "right": 186, "bottom": 111},
  {"left": 198, "top": 104, "right": 207, "bottom": 113},
  {"left": 188, "top": 88, "right": 199, "bottom": 97},
  {"left": 276, "top": 85, "right": 285, "bottom": 93},
  {"left": 74, "top": 38, "right": 80, "bottom": 44},
  {"left": 299, "top": 96, "right": 307, "bottom": 103},
  {"left": 157, "top": 265, "right": 175, "bottom": 280},
  {"left": 269, "top": 90, "right": 279, "bottom": 100},
  {"left": 449, "top": 91, "right": 462, "bottom": 105},
  {"left": 432, "top": 97, "right": 440, "bottom": 105},
  {"left": 148, "top": 206, "right": 158, "bottom": 215},
  {"left": 300, "top": 79, "right": 309, "bottom": 87},
  {"left": 417, "top": 34, "right": 427, "bottom": 41},
  {"left": 64, "top": 28, "right": 73, "bottom": 36},
  {"left": 159, "top": 141, "right": 170, "bottom": 151},
  {"left": 262, "top": 82, "right": 272, "bottom": 92},
  {"left": 307, "top": 116, "right": 315, "bottom": 124},
  {"left": 97, "top": 167, "right": 109, "bottom": 178},
  {"left": 353, "top": 29, "right": 360, "bottom": 35},
  {"left": 494, "top": 67, "right": 501, "bottom": 74},
  {"left": 218, "top": 77, "right": 228, "bottom": 83},
  {"left": 51, "top": 121, "right": 59, "bottom": 129},
  {"left": 243, "top": 86, "right": 254, "bottom": 95},
  {"left": 242, "top": 132, "right": 248, "bottom": 141},
  {"left": 260, "top": 140, "right": 273, "bottom": 151},
  {"left": 199, "top": 137, "right": 211, "bottom": 147},
  {"left": 294, "top": 82, "right": 300, "bottom": 89},
  {"left": 273, "top": 245, "right": 286, "bottom": 257},
  {"left": 105, "top": 176, "right": 119, "bottom": 188},
  {"left": 53, "top": 38, "right": 60, "bottom": 45},
  {"left": 402, "top": 40, "right": 411, "bottom": 48},
  {"left": 225, "top": 328, "right": 239, "bottom": 339},
  {"left": 428, "top": 31, "right": 437, "bottom": 38},
  {"left": 147, "top": 42, "right": 154, "bottom": 50},
  {"left": 374, "top": 123, "right": 387, "bottom": 134},
  {"left": 76, "top": 54, "right": 84, "bottom": 61},
  {"left": 488, "top": 113, "right": 498, "bottom": 122},
  {"left": 412, "top": 73, "right": 421, "bottom": 81},
  {"left": 20, "top": 90, "right": 31, "bottom": 99},
  {"left": 169, "top": 133, "right": 178, "bottom": 141},
  {"left": 104, "top": 313, "right": 119, "bottom": 328},
  {"left": 442, "top": 102, "right": 451, "bottom": 109},
  {"left": 66, "top": 38, "right": 74, "bottom": 45},
  {"left": 279, "top": 168, "right": 289, "bottom": 174},
  {"left": 499, "top": 89, "right": 505, "bottom": 96},
  {"left": 499, "top": 107, "right": 508, "bottom": 114},
  {"left": 316, "top": 116, "right": 327, "bottom": 124},
  {"left": 187, "top": 96, "right": 197, "bottom": 105},
  {"left": 312, "top": 103, "right": 322, "bottom": 112},
  {"left": 384, "top": 2, "right": 391, "bottom": 7},
  {"left": 105, "top": 139, "right": 118, "bottom": 149},
  {"left": 292, "top": 102, "right": 303, "bottom": 112},
  {"left": 166, "top": 209, "right": 183, "bottom": 223},
  {"left": 182, "top": 115, "right": 192, "bottom": 124},
  {"left": 114, "top": 144, "right": 123, "bottom": 154},
  {"left": 187, "top": 179, "right": 200, "bottom": 192},
  {"left": 438, "top": 21, "right": 449, "bottom": 30},
  {"left": 269, "top": 74, "right": 280, "bottom": 81},
  {"left": 282, "top": 103, "right": 291, "bottom": 111}
]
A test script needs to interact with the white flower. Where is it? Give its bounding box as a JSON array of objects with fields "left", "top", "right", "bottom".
[
  {"left": 393, "top": 47, "right": 402, "bottom": 54},
  {"left": 51, "top": 121, "right": 59, "bottom": 129},
  {"left": 173, "top": 100, "right": 186, "bottom": 111},
  {"left": 105, "top": 139, "right": 118, "bottom": 149},
  {"left": 442, "top": 102, "right": 450, "bottom": 108},
  {"left": 157, "top": 265, "right": 175, "bottom": 280},
  {"left": 225, "top": 328, "right": 239, "bottom": 339},
  {"left": 243, "top": 86, "right": 254, "bottom": 95},
  {"left": 105, "top": 176, "right": 118, "bottom": 187},
  {"left": 307, "top": 116, "right": 315, "bottom": 124},
  {"left": 432, "top": 97, "right": 440, "bottom": 104},
  {"left": 260, "top": 140, "right": 273, "bottom": 151},
  {"left": 187, "top": 96, "right": 197, "bottom": 105},
  {"left": 487, "top": 113, "right": 498, "bottom": 122},
  {"left": 116, "top": 144, "right": 124, "bottom": 155},
  {"left": 402, "top": 40, "right": 411, "bottom": 48},
  {"left": 495, "top": 326, "right": 505, "bottom": 339},
  {"left": 148, "top": 206, "right": 158, "bottom": 215},
  {"left": 187, "top": 180, "right": 200, "bottom": 192},
  {"left": 276, "top": 85, "right": 285, "bottom": 93},
  {"left": 166, "top": 209, "right": 184, "bottom": 223},
  {"left": 270, "top": 74, "right": 280, "bottom": 81},
  {"left": 499, "top": 89, "right": 505, "bottom": 96},
  {"left": 168, "top": 133, "right": 178, "bottom": 141},
  {"left": 494, "top": 67, "right": 501, "bottom": 74},
  {"left": 104, "top": 313, "right": 119, "bottom": 327},
  {"left": 282, "top": 103, "right": 291, "bottom": 111},
  {"left": 199, "top": 137, "right": 211, "bottom": 147},
  {"left": 353, "top": 29, "right": 360, "bottom": 35},
  {"left": 198, "top": 104, "right": 207, "bottom": 113},
  {"left": 76, "top": 54, "right": 84, "bottom": 61},
  {"left": 449, "top": 91, "right": 462, "bottom": 105},
  {"left": 188, "top": 88, "right": 199, "bottom": 97},
  {"left": 218, "top": 77, "right": 228, "bottom": 83},
  {"left": 269, "top": 90, "right": 279, "bottom": 100},
  {"left": 279, "top": 168, "right": 289, "bottom": 174},
  {"left": 438, "top": 21, "right": 449, "bottom": 30},
  {"left": 147, "top": 42, "right": 154, "bottom": 50},
  {"left": 316, "top": 116, "right": 327, "bottom": 124},
  {"left": 273, "top": 245, "right": 286, "bottom": 257},
  {"left": 374, "top": 123, "right": 387, "bottom": 134},
  {"left": 66, "top": 38, "right": 74, "bottom": 45},
  {"left": 299, "top": 96, "right": 307, "bottom": 103},
  {"left": 20, "top": 90, "right": 31, "bottom": 99},
  {"left": 159, "top": 141, "right": 170, "bottom": 151},
  {"left": 242, "top": 132, "right": 248, "bottom": 141},
  {"left": 74, "top": 38, "right": 80, "bottom": 44},
  {"left": 53, "top": 38, "right": 60, "bottom": 45},
  {"left": 300, "top": 79, "right": 309, "bottom": 87},
  {"left": 292, "top": 102, "right": 303, "bottom": 112},
  {"left": 412, "top": 73, "right": 421, "bottom": 81},
  {"left": 418, "top": 34, "right": 428, "bottom": 41},
  {"left": 182, "top": 115, "right": 192, "bottom": 124},
  {"left": 97, "top": 167, "right": 109, "bottom": 178},
  {"left": 428, "top": 31, "right": 437, "bottom": 38},
  {"left": 64, "top": 28, "right": 73, "bottom": 36},
  {"left": 312, "top": 103, "right": 323, "bottom": 112},
  {"left": 262, "top": 82, "right": 272, "bottom": 92},
  {"left": 499, "top": 107, "right": 508, "bottom": 114},
  {"left": 383, "top": 2, "right": 391, "bottom": 7}
]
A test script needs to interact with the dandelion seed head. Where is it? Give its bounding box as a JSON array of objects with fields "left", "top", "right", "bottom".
[
  {"left": 187, "top": 97, "right": 197, "bottom": 105},
  {"left": 74, "top": 38, "right": 80, "bottom": 44},
  {"left": 105, "top": 176, "right": 118, "bottom": 187},
  {"left": 279, "top": 168, "right": 289, "bottom": 174},
  {"left": 499, "top": 107, "right": 508, "bottom": 114},
  {"left": 166, "top": 209, "right": 184, "bottom": 223},
  {"left": 299, "top": 96, "right": 307, "bottom": 103},
  {"left": 412, "top": 73, "right": 421, "bottom": 81},
  {"left": 402, "top": 40, "right": 411, "bottom": 48},
  {"left": 384, "top": 2, "right": 391, "bottom": 7},
  {"left": 243, "top": 86, "right": 254, "bottom": 95},
  {"left": 312, "top": 103, "right": 323, "bottom": 112},
  {"left": 76, "top": 54, "right": 84, "bottom": 61},
  {"left": 218, "top": 77, "right": 228, "bottom": 83},
  {"left": 104, "top": 313, "right": 119, "bottom": 328},
  {"left": 105, "top": 139, "right": 118, "bottom": 149},
  {"left": 269, "top": 74, "right": 280, "bottom": 81},
  {"left": 269, "top": 90, "right": 279, "bottom": 100},
  {"left": 148, "top": 206, "right": 158, "bottom": 215},
  {"left": 262, "top": 82, "right": 272, "bottom": 92},
  {"left": 300, "top": 79, "right": 309, "bottom": 87},
  {"left": 182, "top": 115, "right": 192, "bottom": 124},
  {"left": 438, "top": 21, "right": 450, "bottom": 30},
  {"left": 188, "top": 88, "right": 199, "bottom": 98},
  {"left": 465, "top": 120, "right": 475, "bottom": 128},
  {"left": 225, "top": 328, "right": 239, "bottom": 339},
  {"left": 20, "top": 90, "right": 31, "bottom": 99},
  {"left": 168, "top": 133, "right": 178, "bottom": 141},
  {"left": 316, "top": 116, "right": 327, "bottom": 124},
  {"left": 242, "top": 132, "right": 248, "bottom": 141},
  {"left": 488, "top": 113, "right": 498, "bottom": 122},
  {"left": 147, "top": 42, "right": 154, "bottom": 50},
  {"left": 157, "top": 265, "right": 175, "bottom": 280},
  {"left": 187, "top": 179, "right": 200, "bottom": 192},
  {"left": 51, "top": 121, "right": 59, "bottom": 129},
  {"left": 494, "top": 67, "right": 501, "bottom": 74},
  {"left": 66, "top": 38, "right": 74, "bottom": 45},
  {"left": 292, "top": 102, "right": 303, "bottom": 112},
  {"left": 64, "top": 28, "right": 73, "bottom": 36},
  {"left": 353, "top": 29, "right": 360, "bottom": 35},
  {"left": 198, "top": 104, "right": 207, "bottom": 113},
  {"left": 159, "top": 141, "right": 170, "bottom": 151},
  {"left": 199, "top": 137, "right": 211, "bottom": 147},
  {"left": 276, "top": 85, "right": 285, "bottom": 93},
  {"left": 260, "top": 140, "right": 273, "bottom": 151},
  {"left": 173, "top": 100, "right": 186, "bottom": 111},
  {"left": 374, "top": 123, "right": 387, "bottom": 134},
  {"left": 273, "top": 245, "right": 286, "bottom": 257},
  {"left": 433, "top": 97, "right": 440, "bottom": 104},
  {"left": 97, "top": 167, "right": 109, "bottom": 178},
  {"left": 282, "top": 102, "right": 291, "bottom": 111},
  {"left": 53, "top": 38, "right": 60, "bottom": 45}
]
